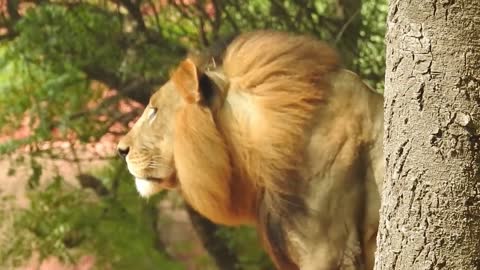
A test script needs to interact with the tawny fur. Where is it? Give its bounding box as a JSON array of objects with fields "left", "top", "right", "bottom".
[
  {"left": 118, "top": 30, "right": 383, "bottom": 270},
  {"left": 221, "top": 31, "right": 339, "bottom": 195},
  {"left": 173, "top": 104, "right": 257, "bottom": 225}
]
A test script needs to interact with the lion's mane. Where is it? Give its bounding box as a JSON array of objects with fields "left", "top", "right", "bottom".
[{"left": 173, "top": 31, "right": 340, "bottom": 269}]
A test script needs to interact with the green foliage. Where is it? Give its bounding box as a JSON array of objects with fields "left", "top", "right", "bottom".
[
  {"left": 357, "top": 0, "right": 388, "bottom": 91},
  {"left": 217, "top": 226, "right": 274, "bottom": 270},
  {"left": 0, "top": 3, "right": 185, "bottom": 152},
  {"left": 13, "top": 5, "right": 123, "bottom": 73},
  {"left": 0, "top": 42, "right": 99, "bottom": 150},
  {"left": 0, "top": 162, "right": 184, "bottom": 270}
]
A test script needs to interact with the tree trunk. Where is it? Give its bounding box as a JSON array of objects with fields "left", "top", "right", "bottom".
[{"left": 376, "top": 0, "right": 480, "bottom": 269}]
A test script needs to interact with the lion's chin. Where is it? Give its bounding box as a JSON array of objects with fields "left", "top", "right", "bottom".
[{"left": 135, "top": 178, "right": 163, "bottom": 197}]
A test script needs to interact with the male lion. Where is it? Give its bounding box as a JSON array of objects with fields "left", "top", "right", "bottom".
[{"left": 117, "top": 31, "right": 383, "bottom": 270}]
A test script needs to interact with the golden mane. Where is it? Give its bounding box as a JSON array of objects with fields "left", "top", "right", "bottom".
[
  {"left": 173, "top": 31, "right": 340, "bottom": 269},
  {"left": 222, "top": 31, "right": 339, "bottom": 190}
]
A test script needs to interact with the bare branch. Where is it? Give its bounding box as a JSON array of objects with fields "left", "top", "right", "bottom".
[
  {"left": 83, "top": 65, "right": 157, "bottom": 105},
  {"left": 186, "top": 205, "right": 241, "bottom": 270},
  {"left": 0, "top": 31, "right": 16, "bottom": 42},
  {"left": 147, "top": 0, "right": 162, "bottom": 33},
  {"left": 6, "top": 0, "right": 20, "bottom": 21},
  {"left": 210, "top": 0, "right": 222, "bottom": 39},
  {"left": 77, "top": 173, "right": 110, "bottom": 197},
  {"left": 118, "top": 0, "right": 147, "bottom": 31}
]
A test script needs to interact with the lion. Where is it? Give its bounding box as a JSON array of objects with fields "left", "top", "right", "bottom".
[{"left": 117, "top": 31, "right": 383, "bottom": 270}]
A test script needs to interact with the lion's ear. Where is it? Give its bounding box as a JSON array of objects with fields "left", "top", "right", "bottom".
[
  {"left": 171, "top": 58, "right": 202, "bottom": 104},
  {"left": 171, "top": 58, "right": 228, "bottom": 107}
]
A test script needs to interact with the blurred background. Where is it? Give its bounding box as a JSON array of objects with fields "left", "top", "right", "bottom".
[{"left": 0, "top": 1, "right": 386, "bottom": 269}]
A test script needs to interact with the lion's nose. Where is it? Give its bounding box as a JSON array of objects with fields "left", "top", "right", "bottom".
[{"left": 117, "top": 146, "right": 130, "bottom": 159}]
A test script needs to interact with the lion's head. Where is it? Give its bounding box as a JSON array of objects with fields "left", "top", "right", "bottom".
[
  {"left": 117, "top": 53, "right": 248, "bottom": 225},
  {"left": 117, "top": 81, "right": 181, "bottom": 197}
]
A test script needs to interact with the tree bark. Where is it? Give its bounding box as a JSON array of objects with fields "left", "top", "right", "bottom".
[{"left": 376, "top": 0, "right": 480, "bottom": 269}]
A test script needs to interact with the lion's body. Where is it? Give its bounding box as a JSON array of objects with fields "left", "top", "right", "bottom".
[
  {"left": 118, "top": 31, "right": 383, "bottom": 270},
  {"left": 287, "top": 70, "right": 383, "bottom": 270}
]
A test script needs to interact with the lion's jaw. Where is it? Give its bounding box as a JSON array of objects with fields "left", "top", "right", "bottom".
[
  {"left": 134, "top": 178, "right": 163, "bottom": 197},
  {"left": 130, "top": 170, "right": 177, "bottom": 197}
]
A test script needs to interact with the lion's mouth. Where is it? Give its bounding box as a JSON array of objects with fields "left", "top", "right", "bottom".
[
  {"left": 133, "top": 172, "right": 177, "bottom": 189},
  {"left": 144, "top": 176, "right": 164, "bottom": 183},
  {"left": 130, "top": 171, "right": 173, "bottom": 183}
]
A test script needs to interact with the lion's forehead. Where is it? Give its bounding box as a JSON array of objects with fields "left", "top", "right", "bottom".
[{"left": 149, "top": 81, "right": 182, "bottom": 111}]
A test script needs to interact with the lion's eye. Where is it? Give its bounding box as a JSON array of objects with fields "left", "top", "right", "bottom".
[{"left": 147, "top": 107, "right": 157, "bottom": 123}]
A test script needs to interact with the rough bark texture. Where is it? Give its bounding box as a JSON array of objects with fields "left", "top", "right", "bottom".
[{"left": 376, "top": 0, "right": 480, "bottom": 269}]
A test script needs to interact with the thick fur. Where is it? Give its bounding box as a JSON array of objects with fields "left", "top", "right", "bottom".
[
  {"left": 117, "top": 31, "right": 383, "bottom": 270},
  {"left": 217, "top": 31, "right": 340, "bottom": 269}
]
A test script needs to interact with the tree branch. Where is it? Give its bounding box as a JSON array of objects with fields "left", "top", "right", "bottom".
[
  {"left": 147, "top": 203, "right": 175, "bottom": 260},
  {"left": 77, "top": 173, "right": 110, "bottom": 197},
  {"left": 6, "top": 0, "right": 21, "bottom": 21},
  {"left": 0, "top": 31, "right": 17, "bottom": 42},
  {"left": 116, "top": 0, "right": 165, "bottom": 44},
  {"left": 118, "top": 0, "right": 147, "bottom": 32},
  {"left": 0, "top": 0, "right": 22, "bottom": 40},
  {"left": 83, "top": 65, "right": 157, "bottom": 105},
  {"left": 186, "top": 205, "right": 241, "bottom": 270},
  {"left": 334, "top": 0, "right": 363, "bottom": 69}
]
